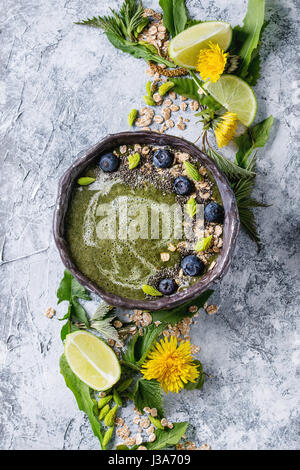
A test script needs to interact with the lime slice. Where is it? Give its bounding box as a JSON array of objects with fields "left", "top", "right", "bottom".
[
  {"left": 64, "top": 331, "right": 121, "bottom": 391},
  {"left": 205, "top": 75, "right": 257, "bottom": 126},
  {"left": 169, "top": 21, "right": 232, "bottom": 69}
]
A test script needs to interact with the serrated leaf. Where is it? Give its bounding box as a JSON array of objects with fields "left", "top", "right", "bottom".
[
  {"left": 235, "top": 116, "right": 274, "bottom": 168},
  {"left": 133, "top": 378, "right": 164, "bottom": 418},
  {"left": 207, "top": 147, "right": 255, "bottom": 182},
  {"left": 77, "top": 177, "right": 96, "bottom": 186},
  {"left": 171, "top": 77, "right": 199, "bottom": 101},
  {"left": 151, "top": 290, "right": 214, "bottom": 325},
  {"left": 183, "top": 161, "right": 201, "bottom": 182},
  {"left": 142, "top": 284, "right": 163, "bottom": 296},
  {"left": 128, "top": 152, "right": 140, "bottom": 170},
  {"left": 128, "top": 108, "right": 137, "bottom": 127},
  {"left": 147, "top": 421, "right": 188, "bottom": 450},
  {"left": 90, "top": 303, "right": 119, "bottom": 343},
  {"left": 186, "top": 197, "right": 197, "bottom": 218},
  {"left": 195, "top": 235, "right": 212, "bottom": 252},
  {"left": 158, "top": 81, "right": 175, "bottom": 96},
  {"left": 60, "top": 354, "right": 104, "bottom": 447}
]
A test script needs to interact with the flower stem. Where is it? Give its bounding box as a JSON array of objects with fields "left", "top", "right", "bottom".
[{"left": 189, "top": 70, "right": 207, "bottom": 95}]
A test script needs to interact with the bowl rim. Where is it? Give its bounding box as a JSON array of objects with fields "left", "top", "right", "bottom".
[{"left": 53, "top": 131, "right": 239, "bottom": 310}]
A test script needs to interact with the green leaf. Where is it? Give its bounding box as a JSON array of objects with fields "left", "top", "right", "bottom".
[
  {"left": 77, "top": 177, "right": 96, "bottom": 186},
  {"left": 90, "top": 303, "right": 119, "bottom": 343},
  {"left": 122, "top": 332, "right": 140, "bottom": 364},
  {"left": 159, "top": 0, "right": 188, "bottom": 37},
  {"left": 106, "top": 32, "right": 175, "bottom": 67},
  {"left": 195, "top": 235, "right": 212, "bottom": 252},
  {"left": 171, "top": 77, "right": 199, "bottom": 101},
  {"left": 128, "top": 108, "right": 137, "bottom": 127},
  {"left": 151, "top": 290, "right": 214, "bottom": 325},
  {"left": 147, "top": 421, "right": 188, "bottom": 450},
  {"left": 183, "top": 161, "right": 201, "bottom": 182},
  {"left": 142, "top": 284, "right": 163, "bottom": 297},
  {"left": 235, "top": 116, "right": 274, "bottom": 168},
  {"left": 128, "top": 152, "right": 141, "bottom": 170},
  {"left": 71, "top": 300, "right": 89, "bottom": 326},
  {"left": 57, "top": 271, "right": 90, "bottom": 338},
  {"left": 232, "top": 0, "right": 265, "bottom": 78},
  {"left": 207, "top": 147, "right": 255, "bottom": 181},
  {"left": 184, "top": 360, "right": 205, "bottom": 390},
  {"left": 57, "top": 270, "right": 73, "bottom": 303},
  {"left": 71, "top": 276, "right": 91, "bottom": 301},
  {"left": 60, "top": 354, "right": 104, "bottom": 447},
  {"left": 135, "top": 323, "right": 166, "bottom": 366},
  {"left": 61, "top": 320, "right": 71, "bottom": 342},
  {"left": 186, "top": 197, "right": 197, "bottom": 218},
  {"left": 133, "top": 378, "right": 164, "bottom": 418}
]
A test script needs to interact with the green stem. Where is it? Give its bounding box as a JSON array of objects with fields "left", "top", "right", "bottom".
[
  {"left": 189, "top": 70, "right": 207, "bottom": 95},
  {"left": 120, "top": 360, "right": 141, "bottom": 372}
]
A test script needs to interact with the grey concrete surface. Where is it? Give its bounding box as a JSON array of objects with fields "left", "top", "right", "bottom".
[{"left": 0, "top": 0, "right": 299, "bottom": 450}]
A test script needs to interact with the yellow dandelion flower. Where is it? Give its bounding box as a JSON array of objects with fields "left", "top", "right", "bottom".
[
  {"left": 141, "top": 336, "right": 200, "bottom": 394},
  {"left": 214, "top": 112, "right": 238, "bottom": 148},
  {"left": 197, "top": 42, "right": 228, "bottom": 83}
]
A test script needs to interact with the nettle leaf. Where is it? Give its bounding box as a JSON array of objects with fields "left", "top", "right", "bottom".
[
  {"left": 183, "top": 161, "right": 201, "bottom": 182},
  {"left": 207, "top": 147, "right": 255, "bottom": 181},
  {"left": 232, "top": 0, "right": 265, "bottom": 78},
  {"left": 147, "top": 421, "right": 188, "bottom": 450},
  {"left": 133, "top": 378, "right": 164, "bottom": 418},
  {"left": 159, "top": 0, "right": 188, "bottom": 37},
  {"left": 60, "top": 354, "right": 104, "bottom": 447},
  {"left": 151, "top": 290, "right": 214, "bottom": 325},
  {"left": 172, "top": 77, "right": 199, "bottom": 101},
  {"left": 195, "top": 235, "right": 212, "bottom": 252},
  {"left": 235, "top": 116, "right": 274, "bottom": 168}
]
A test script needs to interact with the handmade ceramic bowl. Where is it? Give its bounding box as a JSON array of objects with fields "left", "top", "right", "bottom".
[{"left": 53, "top": 131, "right": 239, "bottom": 310}]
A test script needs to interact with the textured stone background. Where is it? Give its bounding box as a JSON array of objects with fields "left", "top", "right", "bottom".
[{"left": 0, "top": 0, "right": 299, "bottom": 450}]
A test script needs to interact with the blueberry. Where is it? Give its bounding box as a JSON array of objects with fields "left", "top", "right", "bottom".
[
  {"left": 204, "top": 202, "right": 224, "bottom": 223},
  {"left": 99, "top": 153, "right": 119, "bottom": 172},
  {"left": 173, "top": 176, "right": 193, "bottom": 196},
  {"left": 158, "top": 278, "right": 178, "bottom": 295},
  {"left": 181, "top": 255, "right": 205, "bottom": 277},
  {"left": 153, "top": 149, "right": 174, "bottom": 168}
]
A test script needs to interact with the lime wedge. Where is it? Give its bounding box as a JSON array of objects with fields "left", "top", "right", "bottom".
[
  {"left": 205, "top": 75, "right": 257, "bottom": 126},
  {"left": 169, "top": 21, "right": 232, "bottom": 69},
  {"left": 64, "top": 331, "right": 121, "bottom": 391}
]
